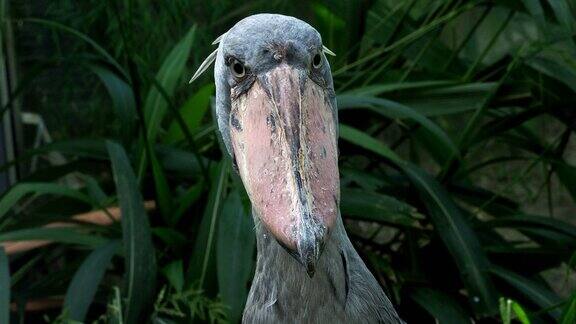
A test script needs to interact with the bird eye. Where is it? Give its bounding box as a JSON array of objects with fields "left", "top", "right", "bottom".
[
  {"left": 312, "top": 53, "right": 322, "bottom": 69},
  {"left": 230, "top": 59, "right": 246, "bottom": 78}
]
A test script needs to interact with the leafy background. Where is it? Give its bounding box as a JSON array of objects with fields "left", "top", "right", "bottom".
[{"left": 1, "top": 0, "right": 576, "bottom": 323}]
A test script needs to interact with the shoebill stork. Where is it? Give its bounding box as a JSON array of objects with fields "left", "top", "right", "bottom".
[{"left": 190, "top": 14, "right": 404, "bottom": 323}]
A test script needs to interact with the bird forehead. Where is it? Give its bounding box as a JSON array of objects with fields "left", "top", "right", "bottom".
[{"left": 222, "top": 14, "right": 321, "bottom": 56}]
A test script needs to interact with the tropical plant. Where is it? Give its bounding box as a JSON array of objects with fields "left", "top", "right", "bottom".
[{"left": 1, "top": 0, "right": 575, "bottom": 323}]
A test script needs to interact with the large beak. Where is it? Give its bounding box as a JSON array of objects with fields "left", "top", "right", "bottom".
[{"left": 229, "top": 64, "right": 339, "bottom": 276}]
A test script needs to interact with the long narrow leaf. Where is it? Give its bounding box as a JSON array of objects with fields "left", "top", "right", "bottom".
[
  {"left": 64, "top": 240, "right": 120, "bottom": 321},
  {"left": 187, "top": 161, "right": 228, "bottom": 290},
  {"left": 341, "top": 188, "right": 422, "bottom": 226},
  {"left": 165, "top": 84, "right": 214, "bottom": 144},
  {"left": 0, "top": 227, "right": 107, "bottom": 247},
  {"left": 337, "top": 95, "right": 459, "bottom": 158},
  {"left": 144, "top": 26, "right": 197, "bottom": 141},
  {"left": 0, "top": 183, "right": 92, "bottom": 221},
  {"left": 340, "top": 124, "right": 499, "bottom": 314},
  {"left": 107, "top": 141, "right": 156, "bottom": 323},
  {"left": 89, "top": 63, "right": 136, "bottom": 141},
  {"left": 217, "top": 189, "right": 255, "bottom": 323},
  {"left": 492, "top": 266, "right": 562, "bottom": 319}
]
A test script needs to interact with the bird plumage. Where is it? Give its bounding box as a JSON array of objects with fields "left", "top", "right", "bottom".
[
  {"left": 245, "top": 214, "right": 404, "bottom": 323},
  {"left": 192, "top": 13, "right": 405, "bottom": 323}
]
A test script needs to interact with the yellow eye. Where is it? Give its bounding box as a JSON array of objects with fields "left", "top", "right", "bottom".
[
  {"left": 312, "top": 53, "right": 322, "bottom": 69},
  {"left": 231, "top": 59, "right": 245, "bottom": 78}
]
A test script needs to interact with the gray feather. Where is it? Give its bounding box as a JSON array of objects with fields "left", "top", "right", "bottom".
[
  {"left": 189, "top": 48, "right": 218, "bottom": 83},
  {"left": 244, "top": 214, "right": 405, "bottom": 323},
  {"left": 212, "top": 33, "right": 226, "bottom": 45},
  {"left": 323, "top": 45, "right": 336, "bottom": 56}
]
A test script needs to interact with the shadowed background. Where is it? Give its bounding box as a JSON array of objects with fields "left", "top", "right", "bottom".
[{"left": 0, "top": 0, "right": 575, "bottom": 323}]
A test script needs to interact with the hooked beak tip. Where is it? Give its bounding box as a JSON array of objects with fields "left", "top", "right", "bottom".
[
  {"left": 300, "top": 251, "right": 318, "bottom": 278},
  {"left": 306, "top": 263, "right": 316, "bottom": 278},
  {"left": 298, "top": 234, "right": 327, "bottom": 278}
]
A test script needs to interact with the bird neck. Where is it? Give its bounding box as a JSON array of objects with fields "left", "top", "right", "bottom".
[{"left": 248, "top": 215, "right": 350, "bottom": 309}]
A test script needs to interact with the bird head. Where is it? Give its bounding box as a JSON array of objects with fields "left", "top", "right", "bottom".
[{"left": 191, "top": 14, "right": 339, "bottom": 277}]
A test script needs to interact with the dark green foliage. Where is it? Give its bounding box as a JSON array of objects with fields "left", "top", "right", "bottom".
[{"left": 2, "top": 0, "right": 576, "bottom": 323}]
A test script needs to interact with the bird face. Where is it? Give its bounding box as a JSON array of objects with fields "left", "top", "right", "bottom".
[{"left": 195, "top": 14, "right": 340, "bottom": 276}]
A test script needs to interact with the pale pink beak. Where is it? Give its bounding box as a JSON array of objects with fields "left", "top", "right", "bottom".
[{"left": 229, "top": 64, "right": 339, "bottom": 275}]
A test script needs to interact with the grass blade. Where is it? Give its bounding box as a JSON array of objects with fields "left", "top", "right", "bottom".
[
  {"left": 187, "top": 161, "right": 228, "bottom": 289},
  {"left": 107, "top": 141, "right": 157, "bottom": 323},
  {"left": 500, "top": 298, "right": 531, "bottom": 324},
  {"left": 64, "top": 240, "right": 120, "bottom": 321}
]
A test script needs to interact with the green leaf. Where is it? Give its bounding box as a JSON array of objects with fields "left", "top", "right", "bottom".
[
  {"left": 401, "top": 165, "right": 499, "bottom": 315},
  {"left": 64, "top": 240, "right": 120, "bottom": 322},
  {"left": 527, "top": 55, "right": 576, "bottom": 93},
  {"left": 483, "top": 215, "right": 576, "bottom": 240},
  {"left": 88, "top": 63, "right": 136, "bottom": 141},
  {"left": 548, "top": 0, "right": 574, "bottom": 33},
  {"left": 164, "top": 84, "right": 214, "bottom": 144},
  {"left": 340, "top": 124, "right": 499, "bottom": 315},
  {"left": 187, "top": 161, "right": 228, "bottom": 289},
  {"left": 107, "top": 141, "right": 157, "bottom": 323},
  {"left": 520, "top": 0, "right": 546, "bottom": 26},
  {"left": 0, "top": 227, "right": 107, "bottom": 247},
  {"left": 337, "top": 95, "right": 459, "bottom": 158},
  {"left": 343, "top": 81, "right": 455, "bottom": 97},
  {"left": 396, "top": 83, "right": 498, "bottom": 117},
  {"left": 0, "top": 248, "right": 9, "bottom": 324},
  {"left": 148, "top": 144, "right": 173, "bottom": 224},
  {"left": 217, "top": 189, "right": 255, "bottom": 323},
  {"left": 172, "top": 181, "right": 205, "bottom": 224},
  {"left": 411, "top": 288, "right": 471, "bottom": 324},
  {"left": 0, "top": 182, "right": 92, "bottom": 221},
  {"left": 0, "top": 139, "right": 108, "bottom": 176},
  {"left": 492, "top": 266, "right": 562, "bottom": 319},
  {"left": 500, "top": 298, "right": 531, "bottom": 324},
  {"left": 512, "top": 301, "right": 531, "bottom": 324},
  {"left": 144, "top": 26, "right": 197, "bottom": 141},
  {"left": 340, "top": 168, "right": 390, "bottom": 190},
  {"left": 151, "top": 227, "right": 187, "bottom": 249},
  {"left": 162, "top": 260, "right": 184, "bottom": 292},
  {"left": 561, "top": 290, "right": 576, "bottom": 324},
  {"left": 340, "top": 188, "right": 422, "bottom": 226},
  {"left": 339, "top": 124, "right": 401, "bottom": 162}
]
